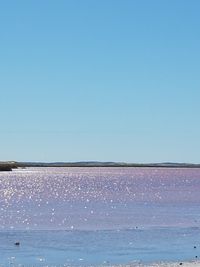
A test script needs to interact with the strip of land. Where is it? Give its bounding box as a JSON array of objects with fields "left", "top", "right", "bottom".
[
  {"left": 0, "top": 162, "right": 17, "bottom": 171},
  {"left": 1, "top": 161, "right": 200, "bottom": 171},
  {"left": 16, "top": 161, "right": 200, "bottom": 168},
  {"left": 111, "top": 262, "right": 200, "bottom": 267},
  {"left": 135, "top": 261, "right": 200, "bottom": 267}
]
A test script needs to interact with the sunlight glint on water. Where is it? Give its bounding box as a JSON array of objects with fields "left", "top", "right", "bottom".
[{"left": 0, "top": 167, "right": 200, "bottom": 266}]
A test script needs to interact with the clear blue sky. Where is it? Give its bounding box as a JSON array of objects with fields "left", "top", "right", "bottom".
[{"left": 0, "top": 0, "right": 200, "bottom": 163}]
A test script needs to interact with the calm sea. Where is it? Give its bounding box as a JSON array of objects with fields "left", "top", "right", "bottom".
[{"left": 0, "top": 167, "right": 200, "bottom": 266}]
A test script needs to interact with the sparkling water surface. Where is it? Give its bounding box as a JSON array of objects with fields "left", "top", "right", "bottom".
[{"left": 0, "top": 167, "right": 200, "bottom": 266}]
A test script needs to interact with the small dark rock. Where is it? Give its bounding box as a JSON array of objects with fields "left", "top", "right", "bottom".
[
  {"left": 195, "top": 256, "right": 198, "bottom": 258},
  {"left": 179, "top": 263, "right": 183, "bottom": 265},
  {"left": 194, "top": 246, "right": 197, "bottom": 249},
  {"left": 15, "top": 242, "right": 20, "bottom": 246}
]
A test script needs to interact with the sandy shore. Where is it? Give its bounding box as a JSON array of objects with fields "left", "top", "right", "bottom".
[
  {"left": 104, "top": 261, "right": 200, "bottom": 267},
  {"left": 111, "top": 262, "right": 200, "bottom": 267}
]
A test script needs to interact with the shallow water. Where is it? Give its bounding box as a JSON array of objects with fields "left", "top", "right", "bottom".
[
  {"left": 0, "top": 167, "right": 200, "bottom": 266},
  {"left": 1, "top": 227, "right": 200, "bottom": 266}
]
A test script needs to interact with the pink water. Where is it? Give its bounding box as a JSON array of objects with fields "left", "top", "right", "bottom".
[{"left": 0, "top": 167, "right": 200, "bottom": 266}]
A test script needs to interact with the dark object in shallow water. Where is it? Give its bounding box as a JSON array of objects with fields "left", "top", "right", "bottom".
[
  {"left": 15, "top": 242, "right": 20, "bottom": 246},
  {"left": 194, "top": 246, "right": 197, "bottom": 248},
  {"left": 179, "top": 263, "right": 183, "bottom": 265}
]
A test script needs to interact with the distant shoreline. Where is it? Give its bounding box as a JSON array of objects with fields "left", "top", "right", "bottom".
[
  {"left": 16, "top": 161, "right": 200, "bottom": 168},
  {"left": 1, "top": 161, "right": 200, "bottom": 171},
  {"left": 0, "top": 162, "right": 17, "bottom": 171}
]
